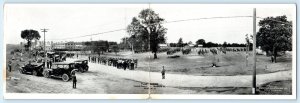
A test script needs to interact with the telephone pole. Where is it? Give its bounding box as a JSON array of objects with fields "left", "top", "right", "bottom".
[
  {"left": 41, "top": 28, "right": 49, "bottom": 69},
  {"left": 252, "top": 8, "right": 257, "bottom": 95}
]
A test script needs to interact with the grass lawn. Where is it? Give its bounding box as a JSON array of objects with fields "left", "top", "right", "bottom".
[{"left": 92, "top": 49, "right": 292, "bottom": 76}]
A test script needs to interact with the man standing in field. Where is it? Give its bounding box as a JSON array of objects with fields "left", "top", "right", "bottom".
[
  {"left": 8, "top": 60, "right": 12, "bottom": 72},
  {"left": 161, "top": 66, "right": 166, "bottom": 79},
  {"left": 72, "top": 74, "right": 77, "bottom": 89}
]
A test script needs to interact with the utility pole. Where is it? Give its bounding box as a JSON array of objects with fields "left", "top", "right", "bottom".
[
  {"left": 147, "top": 3, "right": 151, "bottom": 99},
  {"left": 41, "top": 28, "right": 48, "bottom": 69},
  {"left": 252, "top": 8, "right": 257, "bottom": 95}
]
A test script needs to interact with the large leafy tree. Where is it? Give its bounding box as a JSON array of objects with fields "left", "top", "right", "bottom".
[
  {"left": 20, "top": 29, "right": 41, "bottom": 51},
  {"left": 127, "top": 9, "right": 167, "bottom": 59},
  {"left": 196, "top": 39, "right": 206, "bottom": 46},
  {"left": 177, "top": 37, "right": 183, "bottom": 47},
  {"left": 256, "top": 15, "right": 292, "bottom": 63}
]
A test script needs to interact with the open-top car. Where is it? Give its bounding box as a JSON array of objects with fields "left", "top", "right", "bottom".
[
  {"left": 74, "top": 59, "right": 89, "bottom": 73},
  {"left": 43, "top": 62, "right": 77, "bottom": 82},
  {"left": 19, "top": 62, "right": 44, "bottom": 76}
]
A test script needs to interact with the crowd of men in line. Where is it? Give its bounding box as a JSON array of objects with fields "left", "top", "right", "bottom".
[
  {"left": 197, "top": 47, "right": 247, "bottom": 55},
  {"left": 88, "top": 56, "right": 138, "bottom": 70}
]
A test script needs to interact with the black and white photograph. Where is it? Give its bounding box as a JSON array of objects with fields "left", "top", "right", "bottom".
[{"left": 3, "top": 4, "right": 296, "bottom": 99}]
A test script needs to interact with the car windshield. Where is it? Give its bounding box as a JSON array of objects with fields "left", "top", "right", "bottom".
[{"left": 53, "top": 64, "right": 69, "bottom": 69}]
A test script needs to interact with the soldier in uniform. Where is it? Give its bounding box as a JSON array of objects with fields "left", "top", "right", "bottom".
[
  {"left": 8, "top": 60, "right": 12, "bottom": 72},
  {"left": 271, "top": 55, "right": 274, "bottom": 63},
  {"left": 161, "top": 66, "right": 166, "bottom": 79},
  {"left": 49, "top": 60, "right": 52, "bottom": 69},
  {"left": 47, "top": 60, "right": 50, "bottom": 69},
  {"left": 72, "top": 74, "right": 77, "bottom": 89}
]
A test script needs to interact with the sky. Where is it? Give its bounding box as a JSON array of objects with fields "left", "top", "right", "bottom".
[{"left": 4, "top": 4, "right": 295, "bottom": 44}]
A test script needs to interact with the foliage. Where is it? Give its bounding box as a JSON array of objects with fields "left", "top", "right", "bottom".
[
  {"left": 126, "top": 9, "right": 167, "bottom": 59},
  {"left": 111, "top": 45, "right": 120, "bottom": 55},
  {"left": 256, "top": 15, "right": 292, "bottom": 63},
  {"left": 20, "top": 29, "right": 40, "bottom": 51},
  {"left": 195, "top": 39, "right": 206, "bottom": 47},
  {"left": 177, "top": 38, "right": 184, "bottom": 47}
]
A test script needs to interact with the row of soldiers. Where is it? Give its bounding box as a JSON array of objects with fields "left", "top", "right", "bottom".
[
  {"left": 197, "top": 47, "right": 247, "bottom": 55},
  {"left": 88, "top": 56, "right": 138, "bottom": 70}
]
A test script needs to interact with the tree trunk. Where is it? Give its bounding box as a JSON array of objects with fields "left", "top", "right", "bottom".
[
  {"left": 154, "top": 52, "right": 157, "bottom": 59},
  {"left": 273, "top": 47, "right": 277, "bottom": 63}
]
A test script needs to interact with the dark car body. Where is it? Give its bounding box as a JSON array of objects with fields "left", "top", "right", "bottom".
[
  {"left": 43, "top": 62, "right": 77, "bottom": 82},
  {"left": 19, "top": 62, "right": 44, "bottom": 76},
  {"left": 74, "top": 59, "right": 89, "bottom": 73}
]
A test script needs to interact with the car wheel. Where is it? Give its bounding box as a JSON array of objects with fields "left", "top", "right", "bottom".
[
  {"left": 43, "top": 70, "right": 50, "bottom": 78},
  {"left": 19, "top": 69, "right": 24, "bottom": 74},
  {"left": 33, "top": 70, "right": 38, "bottom": 76},
  {"left": 62, "top": 74, "right": 69, "bottom": 82},
  {"left": 79, "top": 67, "right": 84, "bottom": 73},
  {"left": 85, "top": 66, "right": 89, "bottom": 72}
]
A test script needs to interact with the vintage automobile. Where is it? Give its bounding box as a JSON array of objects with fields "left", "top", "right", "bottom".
[
  {"left": 47, "top": 52, "right": 67, "bottom": 62},
  {"left": 74, "top": 59, "right": 89, "bottom": 73},
  {"left": 19, "top": 62, "right": 44, "bottom": 76},
  {"left": 43, "top": 62, "right": 77, "bottom": 82}
]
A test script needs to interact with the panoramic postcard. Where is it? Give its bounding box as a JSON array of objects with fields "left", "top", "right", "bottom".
[{"left": 3, "top": 4, "right": 296, "bottom": 99}]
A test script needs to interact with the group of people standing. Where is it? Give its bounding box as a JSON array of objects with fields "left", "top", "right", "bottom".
[{"left": 88, "top": 56, "right": 138, "bottom": 70}]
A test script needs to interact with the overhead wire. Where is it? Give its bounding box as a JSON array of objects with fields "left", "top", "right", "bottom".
[{"left": 49, "top": 16, "right": 291, "bottom": 41}]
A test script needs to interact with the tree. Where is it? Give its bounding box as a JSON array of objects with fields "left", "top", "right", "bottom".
[
  {"left": 256, "top": 15, "right": 292, "bottom": 63},
  {"left": 112, "top": 45, "right": 120, "bottom": 55},
  {"left": 20, "top": 29, "right": 41, "bottom": 51},
  {"left": 127, "top": 9, "right": 167, "bottom": 59},
  {"left": 222, "top": 42, "right": 227, "bottom": 47},
  {"left": 127, "top": 17, "right": 149, "bottom": 52},
  {"left": 196, "top": 39, "right": 206, "bottom": 47},
  {"left": 205, "top": 42, "right": 219, "bottom": 47},
  {"left": 177, "top": 38, "right": 183, "bottom": 47}
]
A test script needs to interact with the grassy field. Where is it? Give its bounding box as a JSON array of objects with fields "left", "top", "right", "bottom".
[
  {"left": 93, "top": 49, "right": 292, "bottom": 76},
  {"left": 168, "top": 80, "right": 292, "bottom": 95}
]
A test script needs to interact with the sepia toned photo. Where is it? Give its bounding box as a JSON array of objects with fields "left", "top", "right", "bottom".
[{"left": 3, "top": 4, "right": 296, "bottom": 99}]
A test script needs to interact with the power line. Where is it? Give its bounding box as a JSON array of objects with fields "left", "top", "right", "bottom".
[
  {"left": 164, "top": 16, "right": 253, "bottom": 24},
  {"left": 48, "top": 16, "right": 291, "bottom": 41},
  {"left": 50, "top": 28, "right": 125, "bottom": 40}
]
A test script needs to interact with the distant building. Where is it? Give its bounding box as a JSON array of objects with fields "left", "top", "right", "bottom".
[
  {"left": 65, "top": 41, "right": 83, "bottom": 51},
  {"left": 159, "top": 43, "right": 169, "bottom": 48},
  {"left": 52, "top": 42, "right": 66, "bottom": 50},
  {"left": 196, "top": 44, "right": 203, "bottom": 47},
  {"left": 188, "top": 44, "right": 195, "bottom": 47}
]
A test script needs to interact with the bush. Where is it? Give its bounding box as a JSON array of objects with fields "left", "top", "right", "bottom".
[{"left": 167, "top": 48, "right": 181, "bottom": 55}]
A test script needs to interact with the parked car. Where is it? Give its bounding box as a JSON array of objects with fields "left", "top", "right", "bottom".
[
  {"left": 74, "top": 59, "right": 89, "bottom": 73},
  {"left": 19, "top": 62, "right": 44, "bottom": 76},
  {"left": 43, "top": 62, "right": 77, "bottom": 82}
]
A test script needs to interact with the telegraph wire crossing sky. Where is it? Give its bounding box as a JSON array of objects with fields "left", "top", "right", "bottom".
[{"left": 4, "top": 4, "right": 294, "bottom": 44}]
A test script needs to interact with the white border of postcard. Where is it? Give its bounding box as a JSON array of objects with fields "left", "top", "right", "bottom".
[{"left": 3, "top": 4, "right": 296, "bottom": 99}]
